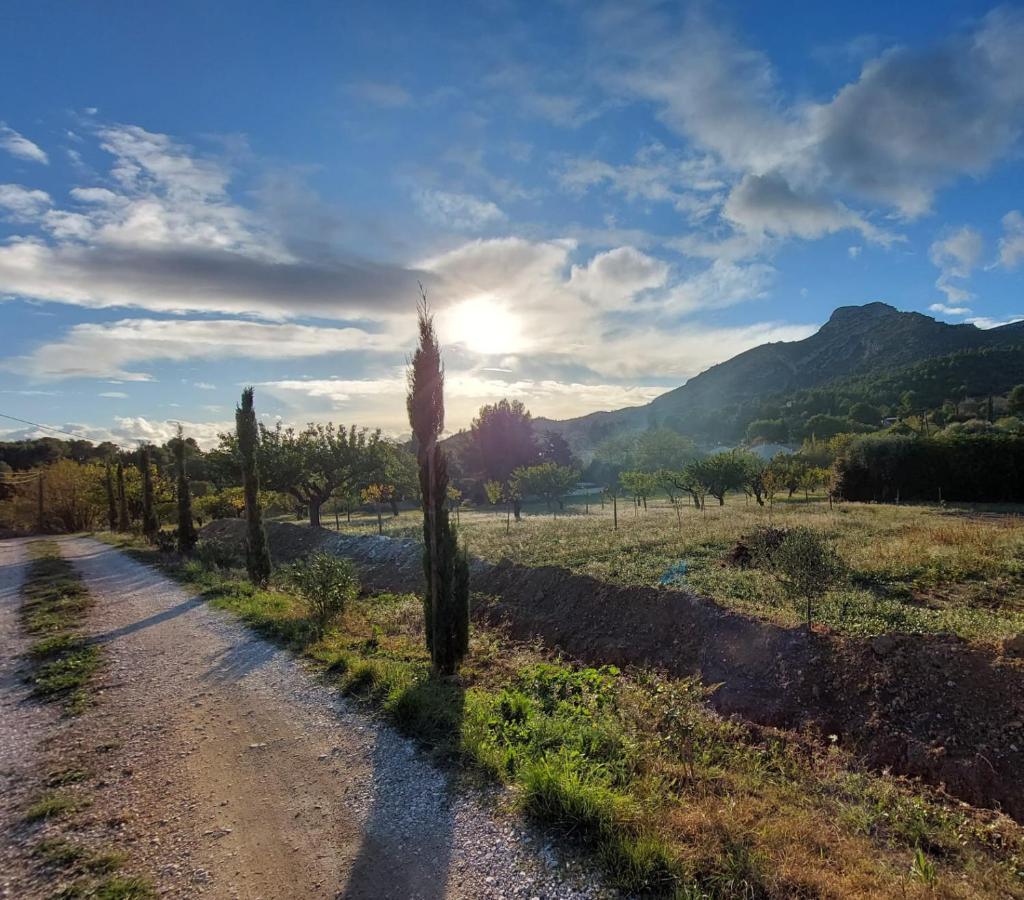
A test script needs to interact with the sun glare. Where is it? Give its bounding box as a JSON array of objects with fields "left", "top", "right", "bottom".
[{"left": 444, "top": 296, "right": 525, "bottom": 356}]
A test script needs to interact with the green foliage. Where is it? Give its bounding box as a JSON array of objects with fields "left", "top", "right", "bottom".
[
  {"left": 172, "top": 427, "right": 197, "bottom": 556},
  {"left": 470, "top": 398, "right": 539, "bottom": 482},
  {"left": 836, "top": 432, "right": 1024, "bottom": 502},
  {"left": 1009, "top": 384, "right": 1024, "bottom": 417},
  {"left": 745, "top": 418, "right": 788, "bottom": 444},
  {"left": 255, "top": 421, "right": 383, "bottom": 527},
  {"left": 408, "top": 300, "right": 470, "bottom": 676},
  {"left": 236, "top": 387, "right": 273, "bottom": 586},
  {"left": 688, "top": 451, "right": 749, "bottom": 506},
  {"left": 755, "top": 526, "right": 845, "bottom": 628},
  {"left": 280, "top": 552, "right": 359, "bottom": 635},
  {"left": 513, "top": 462, "right": 580, "bottom": 512},
  {"left": 137, "top": 446, "right": 159, "bottom": 544},
  {"left": 619, "top": 470, "right": 659, "bottom": 505},
  {"left": 195, "top": 539, "right": 239, "bottom": 572},
  {"left": 115, "top": 460, "right": 129, "bottom": 532}
]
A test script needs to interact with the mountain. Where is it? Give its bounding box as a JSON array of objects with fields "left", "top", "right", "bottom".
[{"left": 538, "top": 303, "right": 1024, "bottom": 452}]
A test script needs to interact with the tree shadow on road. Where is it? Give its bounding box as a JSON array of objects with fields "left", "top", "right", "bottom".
[
  {"left": 338, "top": 678, "right": 466, "bottom": 900},
  {"left": 200, "top": 635, "right": 281, "bottom": 683},
  {"left": 91, "top": 593, "right": 207, "bottom": 644}
]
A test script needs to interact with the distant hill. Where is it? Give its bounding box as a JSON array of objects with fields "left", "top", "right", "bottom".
[{"left": 537, "top": 303, "right": 1024, "bottom": 452}]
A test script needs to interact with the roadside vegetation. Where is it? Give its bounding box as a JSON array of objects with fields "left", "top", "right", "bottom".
[
  {"left": 17, "top": 541, "right": 154, "bottom": 899},
  {"left": 103, "top": 529, "right": 1024, "bottom": 898},
  {"left": 20, "top": 541, "right": 101, "bottom": 713}
]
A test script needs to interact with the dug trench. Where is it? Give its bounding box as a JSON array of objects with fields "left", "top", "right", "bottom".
[{"left": 200, "top": 520, "right": 1024, "bottom": 824}]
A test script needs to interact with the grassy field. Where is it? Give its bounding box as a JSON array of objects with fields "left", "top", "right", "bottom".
[
  {"left": 105, "top": 533, "right": 1024, "bottom": 898},
  {"left": 316, "top": 494, "right": 1024, "bottom": 642}
]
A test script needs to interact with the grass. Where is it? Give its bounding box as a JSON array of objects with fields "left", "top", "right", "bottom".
[
  {"left": 104, "top": 532, "right": 1024, "bottom": 898},
  {"left": 20, "top": 541, "right": 102, "bottom": 712},
  {"left": 24, "top": 790, "right": 82, "bottom": 821},
  {"left": 321, "top": 496, "right": 1024, "bottom": 642}
]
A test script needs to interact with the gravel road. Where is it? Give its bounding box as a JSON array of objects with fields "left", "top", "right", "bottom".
[{"left": 13, "top": 536, "right": 608, "bottom": 899}]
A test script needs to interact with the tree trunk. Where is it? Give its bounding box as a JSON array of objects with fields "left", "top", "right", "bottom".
[
  {"left": 513, "top": 498, "right": 522, "bottom": 521},
  {"left": 377, "top": 506, "right": 383, "bottom": 534},
  {"left": 309, "top": 497, "right": 323, "bottom": 529}
]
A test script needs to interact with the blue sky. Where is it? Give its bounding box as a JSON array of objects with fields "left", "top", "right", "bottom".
[{"left": 1, "top": 0, "right": 1022, "bottom": 445}]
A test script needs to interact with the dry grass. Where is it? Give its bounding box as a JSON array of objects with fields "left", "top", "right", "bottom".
[{"left": 329, "top": 496, "right": 1024, "bottom": 641}]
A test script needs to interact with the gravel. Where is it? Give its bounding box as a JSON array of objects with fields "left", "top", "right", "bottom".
[{"left": 46, "top": 536, "right": 615, "bottom": 899}]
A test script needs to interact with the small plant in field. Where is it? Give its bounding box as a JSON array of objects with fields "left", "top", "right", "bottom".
[
  {"left": 910, "top": 846, "right": 938, "bottom": 886},
  {"left": 281, "top": 552, "right": 359, "bottom": 634},
  {"left": 757, "top": 526, "right": 845, "bottom": 630}
]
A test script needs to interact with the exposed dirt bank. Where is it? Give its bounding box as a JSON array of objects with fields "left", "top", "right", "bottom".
[{"left": 200, "top": 520, "right": 1024, "bottom": 824}]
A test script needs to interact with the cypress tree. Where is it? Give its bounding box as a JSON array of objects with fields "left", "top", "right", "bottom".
[
  {"left": 104, "top": 459, "right": 118, "bottom": 532},
  {"left": 139, "top": 445, "right": 159, "bottom": 543},
  {"left": 116, "top": 459, "right": 130, "bottom": 531},
  {"left": 406, "top": 299, "right": 469, "bottom": 676},
  {"left": 236, "top": 387, "right": 272, "bottom": 586},
  {"left": 173, "top": 426, "right": 198, "bottom": 556}
]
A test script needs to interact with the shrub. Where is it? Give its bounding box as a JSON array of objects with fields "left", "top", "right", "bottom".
[
  {"left": 281, "top": 552, "right": 359, "bottom": 634},
  {"left": 196, "top": 540, "right": 238, "bottom": 572},
  {"left": 759, "top": 526, "right": 844, "bottom": 629}
]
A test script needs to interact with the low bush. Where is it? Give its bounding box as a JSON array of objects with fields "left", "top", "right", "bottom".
[
  {"left": 279, "top": 552, "right": 359, "bottom": 634},
  {"left": 195, "top": 540, "right": 238, "bottom": 572}
]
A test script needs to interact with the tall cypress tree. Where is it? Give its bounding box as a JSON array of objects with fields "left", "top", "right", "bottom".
[
  {"left": 173, "top": 426, "right": 198, "bottom": 556},
  {"left": 116, "top": 459, "right": 130, "bottom": 532},
  {"left": 236, "top": 387, "right": 272, "bottom": 586},
  {"left": 407, "top": 299, "right": 469, "bottom": 676},
  {"left": 139, "top": 445, "right": 159, "bottom": 543},
  {"left": 104, "top": 459, "right": 118, "bottom": 532}
]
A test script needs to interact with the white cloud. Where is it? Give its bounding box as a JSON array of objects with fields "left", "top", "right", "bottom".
[
  {"left": 590, "top": 3, "right": 1024, "bottom": 264},
  {"left": 929, "top": 226, "right": 983, "bottom": 304},
  {"left": 589, "top": 321, "right": 818, "bottom": 380},
  {"left": 0, "top": 123, "right": 48, "bottom": 164},
  {"left": 998, "top": 210, "right": 1024, "bottom": 269},
  {"left": 99, "top": 391, "right": 128, "bottom": 398},
  {"left": 929, "top": 302, "right": 972, "bottom": 316},
  {"left": 0, "top": 416, "right": 229, "bottom": 449},
  {"left": 722, "top": 172, "right": 896, "bottom": 245},
  {"left": 568, "top": 246, "right": 668, "bottom": 310},
  {"left": 557, "top": 144, "right": 725, "bottom": 219},
  {"left": 0, "top": 184, "right": 52, "bottom": 219},
  {"left": 413, "top": 189, "right": 505, "bottom": 231},
  {"left": 258, "top": 373, "right": 666, "bottom": 433},
  {"left": 964, "top": 315, "right": 1024, "bottom": 330},
  {"left": 663, "top": 259, "right": 775, "bottom": 314},
  {"left": 848, "top": 246, "right": 862, "bottom": 259},
  {"left": 0, "top": 123, "right": 428, "bottom": 319},
  {"left": 11, "top": 318, "right": 396, "bottom": 381}
]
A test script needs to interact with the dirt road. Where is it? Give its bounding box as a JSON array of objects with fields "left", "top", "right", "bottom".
[{"left": 2, "top": 536, "right": 605, "bottom": 899}]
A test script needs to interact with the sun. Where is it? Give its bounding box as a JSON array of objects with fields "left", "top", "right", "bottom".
[{"left": 444, "top": 296, "right": 526, "bottom": 355}]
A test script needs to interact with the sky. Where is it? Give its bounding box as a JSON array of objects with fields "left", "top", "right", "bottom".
[{"left": 1, "top": 0, "right": 1023, "bottom": 447}]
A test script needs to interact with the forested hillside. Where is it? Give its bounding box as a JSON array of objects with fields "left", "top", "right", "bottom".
[{"left": 542, "top": 303, "right": 1024, "bottom": 451}]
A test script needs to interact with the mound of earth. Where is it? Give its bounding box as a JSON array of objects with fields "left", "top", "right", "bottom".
[{"left": 198, "top": 519, "right": 1024, "bottom": 823}]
